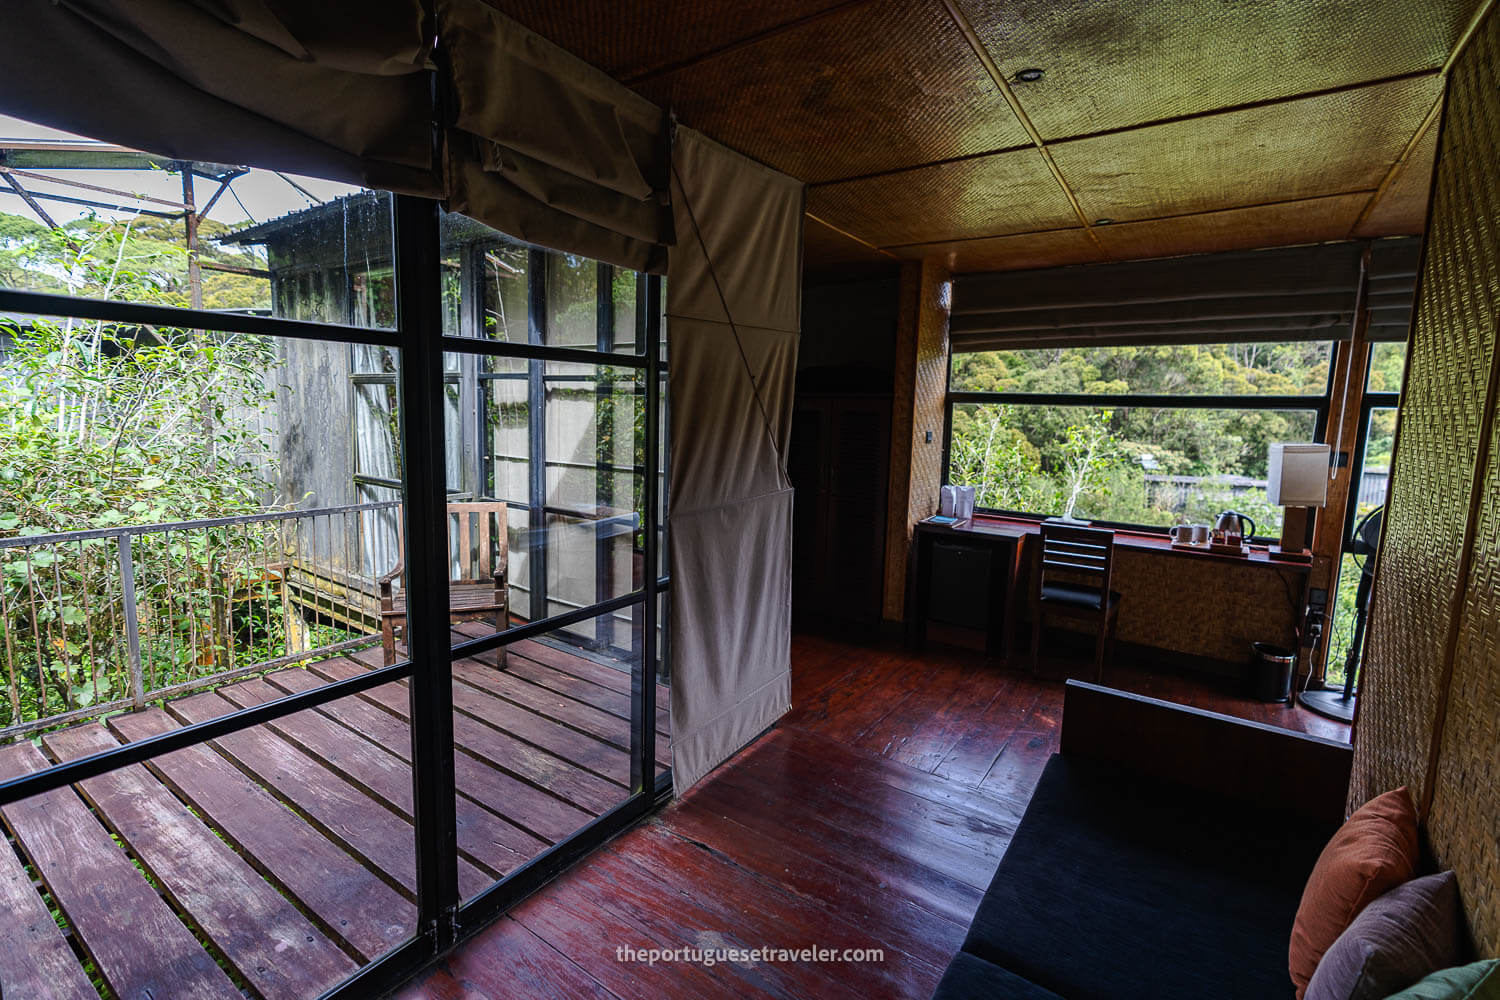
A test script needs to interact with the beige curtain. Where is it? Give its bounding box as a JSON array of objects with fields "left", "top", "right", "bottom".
[
  {"left": 0, "top": 0, "right": 441, "bottom": 196},
  {"left": 667, "top": 127, "right": 804, "bottom": 796},
  {"left": 436, "top": 0, "right": 672, "bottom": 272}
]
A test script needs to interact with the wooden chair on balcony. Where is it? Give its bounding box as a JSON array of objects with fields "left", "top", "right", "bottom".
[
  {"left": 379, "top": 502, "right": 509, "bottom": 667},
  {"left": 1030, "top": 521, "right": 1121, "bottom": 682}
]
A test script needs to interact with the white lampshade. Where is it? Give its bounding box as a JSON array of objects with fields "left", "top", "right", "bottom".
[{"left": 1267, "top": 443, "right": 1330, "bottom": 507}]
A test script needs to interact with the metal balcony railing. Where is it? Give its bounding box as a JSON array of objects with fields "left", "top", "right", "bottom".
[{"left": 0, "top": 500, "right": 400, "bottom": 742}]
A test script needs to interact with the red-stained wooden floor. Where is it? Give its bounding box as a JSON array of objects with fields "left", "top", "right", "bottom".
[{"left": 395, "top": 633, "right": 1350, "bottom": 1000}]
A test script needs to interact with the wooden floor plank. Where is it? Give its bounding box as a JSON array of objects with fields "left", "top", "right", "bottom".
[
  {"left": 342, "top": 649, "right": 638, "bottom": 787},
  {"left": 854, "top": 659, "right": 1019, "bottom": 773},
  {"left": 218, "top": 676, "right": 540, "bottom": 874},
  {"left": 452, "top": 657, "right": 632, "bottom": 749},
  {"left": 0, "top": 831, "right": 98, "bottom": 1000},
  {"left": 772, "top": 727, "right": 1024, "bottom": 830},
  {"left": 503, "top": 652, "right": 671, "bottom": 737},
  {"left": 109, "top": 707, "right": 414, "bottom": 962},
  {"left": 783, "top": 648, "right": 943, "bottom": 746},
  {"left": 42, "top": 723, "right": 358, "bottom": 1000},
  {"left": 552, "top": 842, "right": 846, "bottom": 1000},
  {"left": 682, "top": 764, "right": 983, "bottom": 926},
  {"left": 653, "top": 806, "right": 969, "bottom": 974},
  {"left": 452, "top": 652, "right": 672, "bottom": 769},
  {"left": 702, "top": 748, "right": 1002, "bottom": 894},
  {"left": 409, "top": 916, "right": 621, "bottom": 1000},
  {"left": 611, "top": 824, "right": 946, "bottom": 1000},
  {"left": 0, "top": 741, "right": 242, "bottom": 1000},
  {"left": 452, "top": 624, "right": 671, "bottom": 718},
  {"left": 168, "top": 690, "right": 493, "bottom": 900},
  {"left": 304, "top": 658, "right": 613, "bottom": 836},
  {"left": 509, "top": 873, "right": 731, "bottom": 1000},
  {"left": 737, "top": 731, "right": 1014, "bottom": 875},
  {"left": 265, "top": 667, "right": 583, "bottom": 850}
]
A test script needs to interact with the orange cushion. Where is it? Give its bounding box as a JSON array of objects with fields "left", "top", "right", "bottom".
[{"left": 1289, "top": 787, "right": 1420, "bottom": 998}]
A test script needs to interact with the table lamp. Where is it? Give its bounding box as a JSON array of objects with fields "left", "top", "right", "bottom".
[{"left": 1266, "top": 442, "right": 1330, "bottom": 563}]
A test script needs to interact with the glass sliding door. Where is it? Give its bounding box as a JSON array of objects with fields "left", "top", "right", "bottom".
[{"left": 0, "top": 112, "right": 669, "bottom": 998}]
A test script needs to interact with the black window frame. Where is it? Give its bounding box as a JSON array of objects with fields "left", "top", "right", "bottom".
[
  {"left": 942, "top": 347, "right": 1336, "bottom": 541},
  {"left": 0, "top": 194, "right": 671, "bottom": 999}
]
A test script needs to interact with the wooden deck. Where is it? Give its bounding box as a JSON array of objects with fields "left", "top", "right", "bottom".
[{"left": 0, "top": 633, "right": 669, "bottom": 1000}]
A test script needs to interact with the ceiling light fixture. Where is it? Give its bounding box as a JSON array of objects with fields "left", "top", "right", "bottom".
[
  {"left": 1094, "top": 218, "right": 1114, "bottom": 225},
  {"left": 1015, "top": 68, "right": 1045, "bottom": 83}
]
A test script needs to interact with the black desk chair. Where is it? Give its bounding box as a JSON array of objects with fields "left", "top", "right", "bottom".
[{"left": 1031, "top": 522, "right": 1121, "bottom": 682}]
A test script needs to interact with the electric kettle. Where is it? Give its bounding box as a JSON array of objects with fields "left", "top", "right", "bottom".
[{"left": 1213, "top": 510, "right": 1256, "bottom": 543}]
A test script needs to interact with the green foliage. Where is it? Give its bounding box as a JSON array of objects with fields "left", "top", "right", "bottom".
[
  {"left": 948, "top": 343, "right": 1330, "bottom": 527},
  {"left": 0, "top": 209, "right": 271, "bottom": 311},
  {"left": 0, "top": 212, "right": 286, "bottom": 727}
]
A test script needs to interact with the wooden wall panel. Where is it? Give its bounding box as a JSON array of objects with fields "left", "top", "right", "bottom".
[
  {"left": 882, "top": 258, "right": 952, "bottom": 622},
  {"left": 1350, "top": 5, "right": 1500, "bottom": 957}
]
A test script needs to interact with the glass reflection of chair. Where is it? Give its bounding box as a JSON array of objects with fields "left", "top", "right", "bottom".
[{"left": 379, "top": 502, "right": 509, "bottom": 667}]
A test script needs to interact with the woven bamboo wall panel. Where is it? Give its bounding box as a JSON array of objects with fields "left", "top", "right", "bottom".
[
  {"left": 882, "top": 258, "right": 953, "bottom": 621},
  {"left": 1112, "top": 552, "right": 1300, "bottom": 664},
  {"left": 637, "top": 0, "right": 1030, "bottom": 183},
  {"left": 889, "top": 226, "right": 1100, "bottom": 274},
  {"left": 1419, "top": 13, "right": 1500, "bottom": 957},
  {"left": 1351, "top": 17, "right": 1499, "bottom": 819},
  {"left": 485, "top": 0, "right": 850, "bottom": 80},
  {"left": 1093, "top": 194, "right": 1368, "bottom": 263},
  {"left": 808, "top": 147, "right": 1076, "bottom": 247},
  {"left": 1356, "top": 112, "right": 1443, "bottom": 238},
  {"left": 1051, "top": 75, "right": 1442, "bottom": 224},
  {"left": 955, "top": 0, "right": 1475, "bottom": 140}
]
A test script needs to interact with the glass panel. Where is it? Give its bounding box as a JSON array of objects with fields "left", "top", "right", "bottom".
[
  {"left": 546, "top": 253, "right": 598, "bottom": 349},
  {"left": 950, "top": 342, "right": 1333, "bottom": 396},
  {"left": 947, "top": 402, "right": 1319, "bottom": 534},
  {"left": 451, "top": 607, "right": 639, "bottom": 901},
  {"left": 0, "top": 113, "right": 395, "bottom": 327},
  {"left": 481, "top": 244, "right": 531, "bottom": 343},
  {"left": 1327, "top": 406, "right": 1396, "bottom": 682},
  {"left": 438, "top": 211, "right": 647, "bottom": 354},
  {"left": 444, "top": 380, "right": 466, "bottom": 494},
  {"left": 1367, "top": 341, "right": 1407, "bottom": 393},
  {"left": 612, "top": 267, "right": 640, "bottom": 352},
  {"left": 458, "top": 355, "right": 646, "bottom": 640}
]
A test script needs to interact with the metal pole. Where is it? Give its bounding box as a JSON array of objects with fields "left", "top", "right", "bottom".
[
  {"left": 633, "top": 274, "right": 663, "bottom": 794},
  {"left": 180, "top": 164, "right": 203, "bottom": 310},
  {"left": 394, "top": 194, "right": 460, "bottom": 950},
  {"left": 117, "top": 533, "right": 145, "bottom": 710},
  {"left": 526, "top": 249, "right": 548, "bottom": 622}
]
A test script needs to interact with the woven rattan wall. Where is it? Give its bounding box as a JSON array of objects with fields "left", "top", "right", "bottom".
[
  {"left": 882, "top": 258, "right": 952, "bottom": 621},
  {"left": 1349, "top": 5, "right": 1500, "bottom": 956}
]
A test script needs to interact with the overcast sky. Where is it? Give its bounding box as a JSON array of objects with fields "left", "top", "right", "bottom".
[{"left": 0, "top": 113, "right": 364, "bottom": 229}]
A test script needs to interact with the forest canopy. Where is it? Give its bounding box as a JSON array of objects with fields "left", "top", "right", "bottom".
[{"left": 947, "top": 343, "right": 1337, "bottom": 529}]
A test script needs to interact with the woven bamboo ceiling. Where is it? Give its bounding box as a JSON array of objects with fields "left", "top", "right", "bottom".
[{"left": 488, "top": 0, "right": 1485, "bottom": 277}]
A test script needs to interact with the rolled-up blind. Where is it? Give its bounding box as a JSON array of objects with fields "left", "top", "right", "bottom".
[
  {"left": 0, "top": 0, "right": 441, "bottom": 196},
  {"left": 1, "top": 0, "right": 676, "bottom": 272},
  {"left": 437, "top": 0, "right": 673, "bottom": 273},
  {"left": 667, "top": 127, "right": 803, "bottom": 796},
  {"left": 951, "top": 239, "right": 1421, "bottom": 351}
]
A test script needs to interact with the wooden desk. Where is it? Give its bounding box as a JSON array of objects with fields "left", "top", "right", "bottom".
[
  {"left": 909, "top": 515, "right": 1313, "bottom": 668},
  {"left": 908, "top": 519, "right": 1027, "bottom": 659}
]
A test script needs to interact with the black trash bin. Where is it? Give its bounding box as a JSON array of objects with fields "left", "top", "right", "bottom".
[{"left": 1250, "top": 642, "right": 1296, "bottom": 703}]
